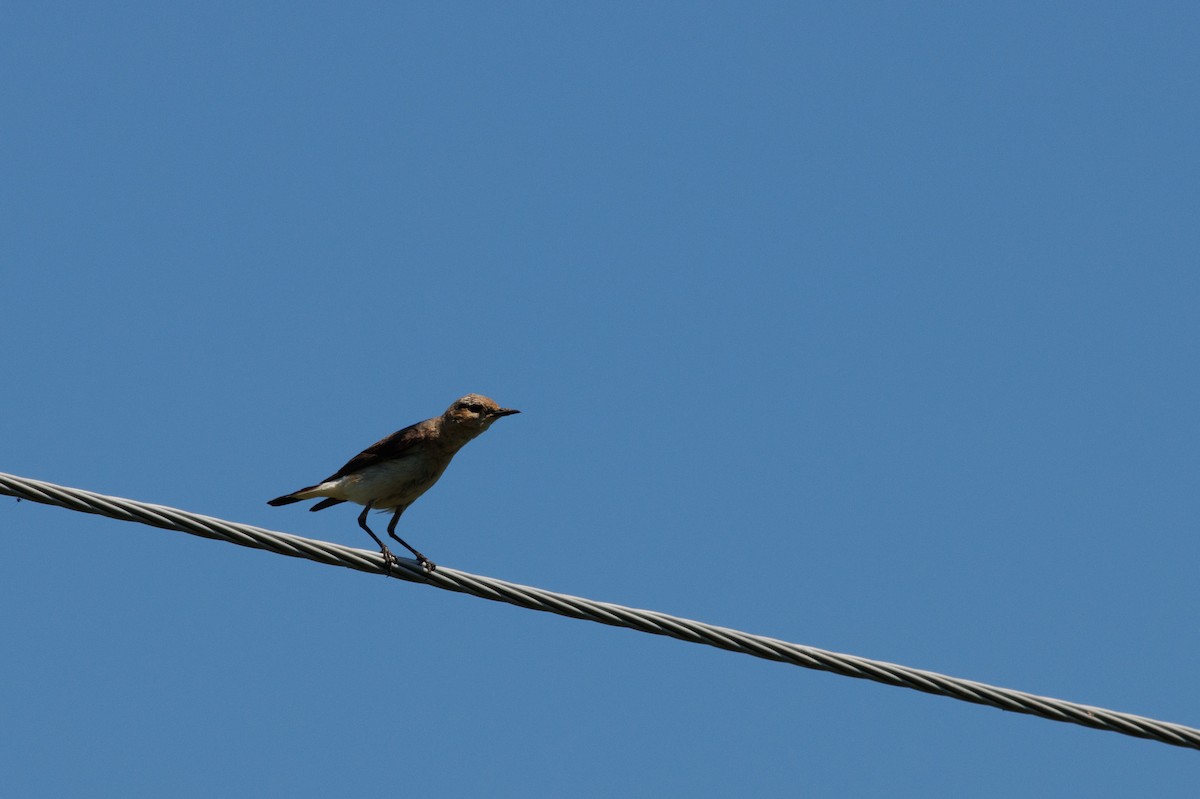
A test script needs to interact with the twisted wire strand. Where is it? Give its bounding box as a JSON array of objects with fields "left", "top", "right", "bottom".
[{"left": 2, "top": 470, "right": 1197, "bottom": 751}]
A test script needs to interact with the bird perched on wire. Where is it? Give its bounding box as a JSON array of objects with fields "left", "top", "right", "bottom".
[{"left": 267, "top": 394, "right": 520, "bottom": 572}]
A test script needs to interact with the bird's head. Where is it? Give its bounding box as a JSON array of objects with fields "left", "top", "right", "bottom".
[{"left": 443, "top": 394, "right": 520, "bottom": 431}]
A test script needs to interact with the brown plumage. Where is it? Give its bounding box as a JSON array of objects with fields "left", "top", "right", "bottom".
[{"left": 268, "top": 394, "right": 520, "bottom": 571}]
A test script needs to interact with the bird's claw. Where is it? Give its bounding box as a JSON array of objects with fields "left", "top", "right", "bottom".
[
  {"left": 381, "top": 545, "right": 435, "bottom": 576},
  {"left": 380, "top": 546, "right": 400, "bottom": 576}
]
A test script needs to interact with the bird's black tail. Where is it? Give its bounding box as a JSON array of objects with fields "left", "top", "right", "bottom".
[{"left": 267, "top": 485, "right": 320, "bottom": 506}]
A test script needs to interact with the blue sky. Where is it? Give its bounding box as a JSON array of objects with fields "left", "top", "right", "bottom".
[{"left": 3, "top": 3, "right": 1199, "bottom": 796}]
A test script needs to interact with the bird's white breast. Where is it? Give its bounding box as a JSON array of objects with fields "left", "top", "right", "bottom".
[{"left": 317, "top": 454, "right": 445, "bottom": 510}]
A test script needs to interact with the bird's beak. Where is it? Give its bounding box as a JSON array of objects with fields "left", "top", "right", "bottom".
[{"left": 493, "top": 408, "right": 521, "bottom": 417}]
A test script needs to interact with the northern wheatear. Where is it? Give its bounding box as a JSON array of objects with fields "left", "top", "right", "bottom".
[{"left": 268, "top": 394, "right": 520, "bottom": 572}]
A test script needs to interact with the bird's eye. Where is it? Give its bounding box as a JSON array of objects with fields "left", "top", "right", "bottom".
[{"left": 467, "top": 403, "right": 484, "bottom": 413}]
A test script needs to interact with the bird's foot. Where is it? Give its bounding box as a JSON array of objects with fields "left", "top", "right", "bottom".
[
  {"left": 417, "top": 555, "right": 436, "bottom": 573},
  {"left": 379, "top": 546, "right": 400, "bottom": 576}
]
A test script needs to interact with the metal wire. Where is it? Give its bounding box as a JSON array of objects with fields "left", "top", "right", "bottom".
[{"left": 3, "top": 469, "right": 1197, "bottom": 751}]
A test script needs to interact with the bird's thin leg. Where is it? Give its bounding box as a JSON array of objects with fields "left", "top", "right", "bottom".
[
  {"left": 357, "top": 501, "right": 397, "bottom": 572},
  {"left": 388, "top": 507, "right": 435, "bottom": 572}
]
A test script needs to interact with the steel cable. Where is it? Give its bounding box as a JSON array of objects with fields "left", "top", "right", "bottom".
[{"left": 2, "top": 470, "right": 1196, "bottom": 751}]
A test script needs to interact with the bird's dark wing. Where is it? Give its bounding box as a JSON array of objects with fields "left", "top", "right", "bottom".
[{"left": 321, "top": 421, "right": 431, "bottom": 481}]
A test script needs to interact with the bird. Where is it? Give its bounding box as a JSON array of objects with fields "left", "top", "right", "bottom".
[{"left": 267, "top": 394, "right": 520, "bottom": 572}]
